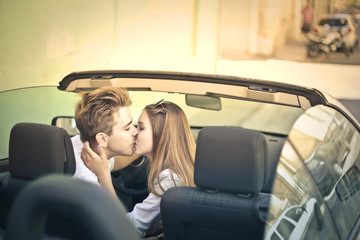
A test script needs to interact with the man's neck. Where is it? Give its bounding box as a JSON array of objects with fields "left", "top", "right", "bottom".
[{"left": 90, "top": 142, "right": 110, "bottom": 160}]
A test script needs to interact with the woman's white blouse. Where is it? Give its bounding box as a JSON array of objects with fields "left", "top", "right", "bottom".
[{"left": 127, "top": 169, "right": 181, "bottom": 233}]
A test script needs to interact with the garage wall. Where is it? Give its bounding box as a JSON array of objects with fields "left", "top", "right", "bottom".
[
  {"left": 0, "top": 0, "right": 197, "bottom": 92},
  {"left": 0, "top": 0, "right": 339, "bottom": 92}
]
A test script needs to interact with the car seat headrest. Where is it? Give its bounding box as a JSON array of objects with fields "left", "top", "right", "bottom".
[
  {"left": 9, "top": 123, "right": 76, "bottom": 179},
  {"left": 194, "top": 126, "right": 268, "bottom": 194}
]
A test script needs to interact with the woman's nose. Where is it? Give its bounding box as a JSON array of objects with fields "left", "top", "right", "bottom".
[{"left": 132, "top": 126, "right": 139, "bottom": 136}]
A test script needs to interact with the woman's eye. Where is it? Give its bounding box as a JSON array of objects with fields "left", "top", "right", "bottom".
[{"left": 125, "top": 127, "right": 130, "bottom": 131}]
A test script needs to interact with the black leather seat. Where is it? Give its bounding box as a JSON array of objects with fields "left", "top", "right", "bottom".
[
  {"left": 0, "top": 122, "right": 76, "bottom": 235},
  {"left": 160, "top": 126, "right": 270, "bottom": 240},
  {"left": 4, "top": 174, "right": 140, "bottom": 240}
]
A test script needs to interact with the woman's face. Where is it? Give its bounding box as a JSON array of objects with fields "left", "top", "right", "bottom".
[{"left": 135, "top": 110, "right": 153, "bottom": 159}]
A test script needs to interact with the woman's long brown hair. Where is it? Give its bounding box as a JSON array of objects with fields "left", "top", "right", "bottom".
[{"left": 145, "top": 101, "right": 196, "bottom": 196}]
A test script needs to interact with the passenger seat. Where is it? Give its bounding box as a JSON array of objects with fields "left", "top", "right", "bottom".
[{"left": 161, "top": 126, "right": 270, "bottom": 240}]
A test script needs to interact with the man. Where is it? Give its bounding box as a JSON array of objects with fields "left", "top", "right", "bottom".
[
  {"left": 72, "top": 86, "right": 139, "bottom": 185},
  {"left": 301, "top": 0, "right": 313, "bottom": 34}
]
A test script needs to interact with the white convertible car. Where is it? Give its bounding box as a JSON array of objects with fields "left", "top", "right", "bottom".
[{"left": 0, "top": 70, "right": 359, "bottom": 240}]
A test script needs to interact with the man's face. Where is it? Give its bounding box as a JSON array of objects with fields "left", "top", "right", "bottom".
[{"left": 104, "top": 107, "right": 138, "bottom": 158}]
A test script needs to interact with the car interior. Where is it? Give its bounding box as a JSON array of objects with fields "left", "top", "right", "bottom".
[
  {"left": 0, "top": 123, "right": 286, "bottom": 240},
  {"left": 1, "top": 71, "right": 348, "bottom": 239}
]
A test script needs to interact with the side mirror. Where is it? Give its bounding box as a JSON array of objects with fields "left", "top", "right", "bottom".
[
  {"left": 185, "top": 94, "right": 221, "bottom": 111},
  {"left": 52, "top": 116, "right": 79, "bottom": 136}
]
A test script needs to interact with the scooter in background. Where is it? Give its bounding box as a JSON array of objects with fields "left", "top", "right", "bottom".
[{"left": 306, "top": 30, "right": 350, "bottom": 58}]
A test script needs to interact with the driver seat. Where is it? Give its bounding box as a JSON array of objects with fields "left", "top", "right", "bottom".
[
  {"left": 0, "top": 122, "right": 76, "bottom": 236},
  {"left": 160, "top": 126, "right": 270, "bottom": 240}
]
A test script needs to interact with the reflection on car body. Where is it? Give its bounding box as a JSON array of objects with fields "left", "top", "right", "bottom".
[
  {"left": 335, "top": 166, "right": 360, "bottom": 202},
  {"left": 305, "top": 153, "right": 337, "bottom": 196},
  {"left": 265, "top": 198, "right": 321, "bottom": 240},
  {"left": 268, "top": 105, "right": 360, "bottom": 240}
]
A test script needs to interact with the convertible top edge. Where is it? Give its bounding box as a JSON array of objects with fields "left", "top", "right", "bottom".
[{"left": 58, "top": 70, "right": 327, "bottom": 107}]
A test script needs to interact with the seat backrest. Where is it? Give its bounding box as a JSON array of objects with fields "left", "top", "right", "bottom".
[
  {"left": 5, "top": 174, "right": 140, "bottom": 240},
  {"left": 0, "top": 122, "right": 76, "bottom": 233},
  {"left": 161, "top": 126, "right": 270, "bottom": 240}
]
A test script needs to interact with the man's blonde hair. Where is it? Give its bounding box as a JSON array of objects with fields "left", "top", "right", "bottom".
[{"left": 75, "top": 87, "right": 131, "bottom": 144}]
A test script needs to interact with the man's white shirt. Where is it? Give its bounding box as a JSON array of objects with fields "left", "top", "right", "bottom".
[{"left": 71, "top": 135, "right": 114, "bottom": 184}]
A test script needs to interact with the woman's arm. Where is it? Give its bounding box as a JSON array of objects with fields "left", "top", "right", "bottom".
[
  {"left": 81, "top": 141, "right": 117, "bottom": 197},
  {"left": 127, "top": 192, "right": 161, "bottom": 234},
  {"left": 128, "top": 169, "right": 181, "bottom": 233}
]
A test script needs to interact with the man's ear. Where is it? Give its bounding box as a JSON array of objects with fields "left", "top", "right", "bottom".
[{"left": 95, "top": 133, "right": 109, "bottom": 148}]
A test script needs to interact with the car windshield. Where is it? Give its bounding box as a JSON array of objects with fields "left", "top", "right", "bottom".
[
  {"left": 0, "top": 86, "right": 303, "bottom": 159},
  {"left": 129, "top": 91, "right": 303, "bottom": 134},
  {"left": 318, "top": 18, "right": 348, "bottom": 27},
  {"left": 0, "top": 86, "right": 80, "bottom": 160}
]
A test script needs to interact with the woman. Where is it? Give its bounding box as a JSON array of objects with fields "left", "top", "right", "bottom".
[{"left": 81, "top": 100, "right": 196, "bottom": 234}]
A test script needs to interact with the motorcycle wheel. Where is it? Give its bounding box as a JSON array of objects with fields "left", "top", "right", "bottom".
[{"left": 307, "top": 43, "right": 320, "bottom": 58}]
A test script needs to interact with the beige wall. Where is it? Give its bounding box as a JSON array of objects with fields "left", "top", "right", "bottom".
[
  {"left": 1, "top": 1, "right": 115, "bottom": 91},
  {"left": 218, "top": 0, "right": 252, "bottom": 59},
  {"left": 0, "top": 0, "right": 346, "bottom": 92},
  {"left": 218, "top": 0, "right": 296, "bottom": 58},
  {"left": 0, "top": 0, "right": 198, "bottom": 92}
]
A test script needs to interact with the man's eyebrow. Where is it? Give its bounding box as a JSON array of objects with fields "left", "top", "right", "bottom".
[{"left": 123, "top": 120, "right": 133, "bottom": 128}]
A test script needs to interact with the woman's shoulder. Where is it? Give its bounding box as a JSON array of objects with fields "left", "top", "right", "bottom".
[
  {"left": 153, "top": 169, "right": 182, "bottom": 195},
  {"left": 159, "top": 169, "right": 179, "bottom": 179},
  {"left": 156, "top": 169, "right": 181, "bottom": 186}
]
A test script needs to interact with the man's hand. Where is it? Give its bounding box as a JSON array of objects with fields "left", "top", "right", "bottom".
[{"left": 81, "top": 141, "right": 109, "bottom": 175}]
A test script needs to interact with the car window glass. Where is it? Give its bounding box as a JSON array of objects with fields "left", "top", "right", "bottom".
[
  {"left": 276, "top": 219, "right": 295, "bottom": 238},
  {"left": 284, "top": 207, "right": 303, "bottom": 222},
  {"left": 319, "top": 18, "right": 348, "bottom": 27},
  {"left": 264, "top": 105, "right": 354, "bottom": 240},
  {"left": 0, "top": 86, "right": 80, "bottom": 159},
  {"left": 50, "top": 90, "right": 304, "bottom": 137},
  {"left": 128, "top": 91, "right": 303, "bottom": 135},
  {"left": 292, "top": 106, "right": 360, "bottom": 239}
]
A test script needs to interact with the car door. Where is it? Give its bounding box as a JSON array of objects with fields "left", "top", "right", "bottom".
[{"left": 264, "top": 104, "right": 360, "bottom": 240}]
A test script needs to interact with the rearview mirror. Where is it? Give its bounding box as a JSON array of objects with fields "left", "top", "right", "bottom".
[
  {"left": 185, "top": 94, "right": 221, "bottom": 111},
  {"left": 52, "top": 116, "right": 79, "bottom": 136}
]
